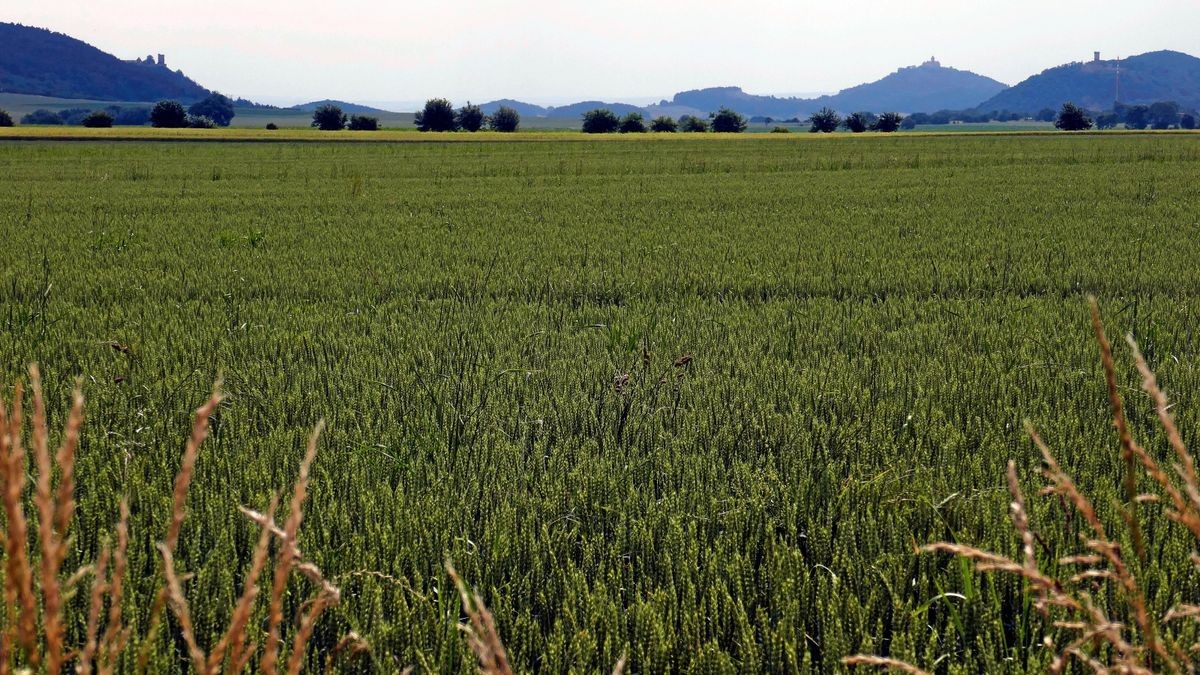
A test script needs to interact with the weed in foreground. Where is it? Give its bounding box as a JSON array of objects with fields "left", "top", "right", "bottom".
[
  {"left": 846, "top": 298, "right": 1200, "bottom": 673},
  {"left": 0, "top": 369, "right": 367, "bottom": 674}
]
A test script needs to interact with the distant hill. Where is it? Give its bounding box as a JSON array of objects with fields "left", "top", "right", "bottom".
[
  {"left": 810, "top": 59, "right": 1007, "bottom": 114},
  {"left": 543, "top": 100, "right": 645, "bottom": 118},
  {"left": 480, "top": 99, "right": 550, "bottom": 117},
  {"left": 289, "top": 99, "right": 392, "bottom": 114},
  {"left": 976, "top": 50, "right": 1200, "bottom": 113},
  {"left": 0, "top": 23, "right": 210, "bottom": 102},
  {"left": 665, "top": 60, "right": 1007, "bottom": 118},
  {"left": 480, "top": 99, "right": 646, "bottom": 119}
]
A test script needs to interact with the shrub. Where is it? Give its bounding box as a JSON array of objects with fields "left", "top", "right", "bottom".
[
  {"left": 348, "top": 115, "right": 380, "bottom": 131},
  {"left": 416, "top": 98, "right": 457, "bottom": 132},
  {"left": 807, "top": 107, "right": 840, "bottom": 133},
  {"left": 871, "top": 112, "right": 904, "bottom": 133},
  {"left": 81, "top": 110, "right": 114, "bottom": 128},
  {"left": 1054, "top": 102, "right": 1093, "bottom": 131},
  {"left": 311, "top": 104, "right": 347, "bottom": 131},
  {"left": 22, "top": 109, "right": 65, "bottom": 125},
  {"left": 649, "top": 116, "right": 677, "bottom": 132},
  {"left": 770, "top": 126, "right": 791, "bottom": 133},
  {"left": 581, "top": 109, "right": 620, "bottom": 134},
  {"left": 150, "top": 100, "right": 189, "bottom": 128},
  {"left": 57, "top": 108, "right": 93, "bottom": 125},
  {"left": 618, "top": 112, "right": 647, "bottom": 133},
  {"left": 187, "top": 92, "right": 236, "bottom": 127},
  {"left": 842, "top": 112, "right": 872, "bottom": 133},
  {"left": 457, "top": 103, "right": 484, "bottom": 132},
  {"left": 111, "top": 106, "right": 152, "bottom": 126},
  {"left": 678, "top": 115, "right": 708, "bottom": 133},
  {"left": 489, "top": 106, "right": 520, "bottom": 132},
  {"left": 265, "top": 122, "right": 279, "bottom": 130},
  {"left": 710, "top": 107, "right": 747, "bottom": 133},
  {"left": 187, "top": 115, "right": 216, "bottom": 129},
  {"left": 0, "top": 109, "right": 13, "bottom": 127}
]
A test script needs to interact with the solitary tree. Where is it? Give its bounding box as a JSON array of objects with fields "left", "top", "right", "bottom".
[
  {"left": 348, "top": 115, "right": 380, "bottom": 131},
  {"left": 842, "top": 112, "right": 871, "bottom": 133},
  {"left": 807, "top": 107, "right": 841, "bottom": 133},
  {"left": 1054, "top": 102, "right": 1093, "bottom": 131},
  {"left": 871, "top": 112, "right": 904, "bottom": 132},
  {"left": 678, "top": 115, "right": 708, "bottom": 132},
  {"left": 150, "top": 100, "right": 189, "bottom": 128},
  {"left": 311, "top": 104, "right": 347, "bottom": 130},
  {"left": 457, "top": 102, "right": 484, "bottom": 132},
  {"left": 188, "top": 93, "right": 236, "bottom": 126},
  {"left": 710, "top": 107, "right": 747, "bottom": 133},
  {"left": 649, "top": 116, "right": 677, "bottom": 132},
  {"left": 81, "top": 110, "right": 114, "bottom": 128},
  {"left": 489, "top": 106, "right": 520, "bottom": 132},
  {"left": 0, "top": 109, "right": 12, "bottom": 127},
  {"left": 415, "top": 98, "right": 457, "bottom": 131},
  {"left": 581, "top": 108, "right": 620, "bottom": 133},
  {"left": 619, "top": 112, "right": 647, "bottom": 133}
]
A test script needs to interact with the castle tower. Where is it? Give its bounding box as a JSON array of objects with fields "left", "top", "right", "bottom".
[{"left": 157, "top": 54, "right": 165, "bottom": 67}]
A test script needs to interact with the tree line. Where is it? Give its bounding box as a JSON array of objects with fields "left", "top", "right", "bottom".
[
  {"left": 1050, "top": 100, "right": 1198, "bottom": 132},
  {"left": 0, "top": 93, "right": 238, "bottom": 129},
  {"left": 576, "top": 107, "right": 904, "bottom": 133}
]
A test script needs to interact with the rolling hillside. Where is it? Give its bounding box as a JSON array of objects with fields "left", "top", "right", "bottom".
[
  {"left": 0, "top": 22, "right": 210, "bottom": 102},
  {"left": 976, "top": 50, "right": 1200, "bottom": 113}
]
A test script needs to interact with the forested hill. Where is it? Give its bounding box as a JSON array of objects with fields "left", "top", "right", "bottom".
[
  {"left": 976, "top": 50, "right": 1200, "bottom": 113},
  {"left": 0, "top": 23, "right": 211, "bottom": 102},
  {"left": 668, "top": 60, "right": 1007, "bottom": 117}
]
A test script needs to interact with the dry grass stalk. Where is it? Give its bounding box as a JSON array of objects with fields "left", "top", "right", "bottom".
[
  {"left": 210, "top": 492, "right": 280, "bottom": 674},
  {"left": 137, "top": 384, "right": 223, "bottom": 674},
  {"left": 261, "top": 420, "right": 325, "bottom": 675},
  {"left": 1, "top": 380, "right": 38, "bottom": 666},
  {"left": 0, "top": 372, "right": 357, "bottom": 674},
  {"left": 158, "top": 542, "right": 209, "bottom": 674},
  {"left": 323, "top": 632, "right": 371, "bottom": 675},
  {"left": 446, "top": 560, "right": 513, "bottom": 675},
  {"left": 846, "top": 301, "right": 1200, "bottom": 673},
  {"left": 842, "top": 655, "right": 932, "bottom": 674},
  {"left": 97, "top": 498, "right": 131, "bottom": 675}
]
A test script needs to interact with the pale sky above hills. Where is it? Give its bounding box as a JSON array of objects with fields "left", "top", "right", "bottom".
[{"left": 8, "top": 0, "right": 1200, "bottom": 108}]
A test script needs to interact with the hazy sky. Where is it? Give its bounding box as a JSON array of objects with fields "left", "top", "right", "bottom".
[{"left": 8, "top": 1, "right": 1200, "bottom": 108}]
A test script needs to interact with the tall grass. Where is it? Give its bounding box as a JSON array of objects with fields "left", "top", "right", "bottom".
[
  {"left": 0, "top": 369, "right": 367, "bottom": 673},
  {"left": 847, "top": 299, "right": 1200, "bottom": 672},
  {"left": 4, "top": 135, "right": 1200, "bottom": 670}
]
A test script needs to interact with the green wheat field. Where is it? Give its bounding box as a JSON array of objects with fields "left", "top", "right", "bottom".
[{"left": 2, "top": 132, "right": 1200, "bottom": 672}]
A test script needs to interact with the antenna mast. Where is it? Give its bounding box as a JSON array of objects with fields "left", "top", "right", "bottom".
[{"left": 1115, "top": 56, "right": 1122, "bottom": 104}]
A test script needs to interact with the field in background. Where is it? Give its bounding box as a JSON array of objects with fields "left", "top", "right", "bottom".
[
  {"left": 0, "top": 93, "right": 1062, "bottom": 132},
  {"left": 2, "top": 134, "right": 1200, "bottom": 671}
]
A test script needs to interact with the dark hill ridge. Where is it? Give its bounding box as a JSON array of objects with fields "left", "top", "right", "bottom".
[
  {"left": 668, "top": 60, "right": 1007, "bottom": 117},
  {"left": 289, "top": 100, "right": 391, "bottom": 114},
  {"left": 810, "top": 59, "right": 1008, "bottom": 114},
  {"left": 977, "top": 50, "right": 1200, "bottom": 113},
  {"left": 481, "top": 59, "right": 1007, "bottom": 120},
  {"left": 0, "top": 23, "right": 210, "bottom": 102}
]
